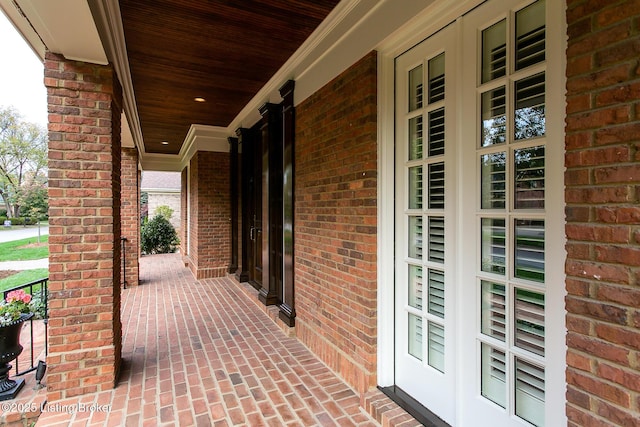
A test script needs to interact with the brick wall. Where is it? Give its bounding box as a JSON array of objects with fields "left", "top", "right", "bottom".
[
  {"left": 45, "top": 52, "right": 123, "bottom": 400},
  {"left": 187, "top": 151, "right": 231, "bottom": 279},
  {"left": 565, "top": 1, "right": 640, "bottom": 425},
  {"left": 295, "top": 51, "right": 378, "bottom": 393},
  {"left": 121, "top": 148, "right": 139, "bottom": 287}
]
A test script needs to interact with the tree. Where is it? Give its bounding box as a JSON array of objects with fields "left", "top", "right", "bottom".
[
  {"left": 20, "top": 181, "right": 48, "bottom": 220},
  {"left": 154, "top": 204, "right": 174, "bottom": 220},
  {"left": 0, "top": 106, "right": 48, "bottom": 218}
]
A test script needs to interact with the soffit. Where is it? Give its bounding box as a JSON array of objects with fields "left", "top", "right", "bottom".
[{"left": 1, "top": 0, "right": 107, "bottom": 64}]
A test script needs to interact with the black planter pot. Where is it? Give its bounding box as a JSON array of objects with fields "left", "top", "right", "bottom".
[{"left": 0, "top": 313, "right": 33, "bottom": 401}]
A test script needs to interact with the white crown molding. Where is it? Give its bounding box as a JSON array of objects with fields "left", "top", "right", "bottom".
[
  {"left": 140, "top": 153, "right": 183, "bottom": 172},
  {"left": 89, "top": 0, "right": 146, "bottom": 161},
  {"left": 178, "top": 124, "right": 230, "bottom": 170}
]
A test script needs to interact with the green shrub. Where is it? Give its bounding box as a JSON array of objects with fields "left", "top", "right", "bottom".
[
  {"left": 0, "top": 217, "right": 34, "bottom": 226},
  {"left": 141, "top": 214, "right": 179, "bottom": 254}
]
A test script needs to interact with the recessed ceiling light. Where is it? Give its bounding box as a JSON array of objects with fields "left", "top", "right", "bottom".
[
  {"left": 194, "top": 97, "right": 206, "bottom": 102},
  {"left": 161, "top": 141, "right": 169, "bottom": 145}
]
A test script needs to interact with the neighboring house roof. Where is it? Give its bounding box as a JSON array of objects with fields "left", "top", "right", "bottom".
[{"left": 141, "top": 171, "right": 181, "bottom": 193}]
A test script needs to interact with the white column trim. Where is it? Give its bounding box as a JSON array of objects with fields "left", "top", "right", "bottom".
[{"left": 376, "top": 49, "right": 396, "bottom": 387}]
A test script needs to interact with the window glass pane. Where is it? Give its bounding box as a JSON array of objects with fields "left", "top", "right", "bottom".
[
  {"left": 428, "top": 53, "right": 445, "bottom": 103},
  {"left": 481, "top": 218, "right": 506, "bottom": 275},
  {"left": 428, "top": 162, "right": 445, "bottom": 209},
  {"left": 482, "top": 19, "right": 506, "bottom": 83},
  {"left": 481, "top": 343, "right": 506, "bottom": 408},
  {"left": 514, "top": 219, "right": 544, "bottom": 282},
  {"left": 428, "top": 108, "right": 445, "bottom": 157},
  {"left": 481, "top": 281, "right": 506, "bottom": 341},
  {"left": 481, "top": 87, "right": 506, "bottom": 147},
  {"left": 481, "top": 152, "right": 506, "bottom": 209},
  {"left": 428, "top": 216, "right": 445, "bottom": 263},
  {"left": 408, "top": 313, "right": 423, "bottom": 360},
  {"left": 516, "top": 0, "right": 545, "bottom": 71},
  {"left": 515, "top": 358, "right": 545, "bottom": 426},
  {"left": 409, "top": 65, "right": 423, "bottom": 111},
  {"left": 408, "top": 116, "right": 423, "bottom": 160},
  {"left": 515, "top": 73, "right": 545, "bottom": 140},
  {"left": 428, "top": 269, "right": 445, "bottom": 318},
  {"left": 515, "top": 288, "right": 545, "bottom": 356},
  {"left": 409, "top": 116, "right": 422, "bottom": 160},
  {"left": 428, "top": 322, "right": 445, "bottom": 372},
  {"left": 408, "top": 216, "right": 423, "bottom": 259},
  {"left": 408, "top": 265, "right": 423, "bottom": 310},
  {"left": 515, "top": 146, "right": 545, "bottom": 209},
  {"left": 408, "top": 166, "right": 423, "bottom": 209}
]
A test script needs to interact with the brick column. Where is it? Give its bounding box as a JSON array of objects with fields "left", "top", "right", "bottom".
[
  {"left": 187, "top": 151, "right": 231, "bottom": 279},
  {"left": 565, "top": 2, "right": 640, "bottom": 425},
  {"left": 121, "top": 148, "right": 140, "bottom": 287},
  {"left": 44, "top": 52, "right": 123, "bottom": 400}
]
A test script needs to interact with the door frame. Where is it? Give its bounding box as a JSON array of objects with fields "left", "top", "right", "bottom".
[{"left": 377, "top": 0, "right": 566, "bottom": 425}]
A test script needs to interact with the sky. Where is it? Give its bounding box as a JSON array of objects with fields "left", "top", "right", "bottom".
[{"left": 0, "top": 11, "right": 48, "bottom": 127}]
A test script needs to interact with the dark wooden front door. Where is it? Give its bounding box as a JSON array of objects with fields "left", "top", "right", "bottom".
[
  {"left": 239, "top": 125, "right": 264, "bottom": 290},
  {"left": 257, "top": 103, "right": 281, "bottom": 305},
  {"left": 237, "top": 86, "right": 295, "bottom": 325}
]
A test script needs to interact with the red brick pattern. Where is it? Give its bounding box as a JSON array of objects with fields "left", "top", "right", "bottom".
[
  {"left": 565, "top": 1, "right": 640, "bottom": 425},
  {"left": 187, "top": 151, "right": 231, "bottom": 279},
  {"left": 121, "top": 148, "right": 139, "bottom": 287},
  {"left": 295, "top": 51, "right": 378, "bottom": 394},
  {"left": 44, "top": 52, "right": 123, "bottom": 401},
  {"left": 34, "top": 254, "right": 417, "bottom": 426}
]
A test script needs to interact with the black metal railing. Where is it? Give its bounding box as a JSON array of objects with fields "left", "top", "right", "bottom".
[{"left": 2, "top": 277, "right": 48, "bottom": 376}]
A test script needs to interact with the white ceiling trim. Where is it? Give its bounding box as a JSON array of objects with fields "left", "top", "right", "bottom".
[
  {"left": 11, "top": 0, "right": 107, "bottom": 64},
  {"left": 177, "top": 125, "right": 230, "bottom": 171},
  {"left": 140, "top": 153, "right": 185, "bottom": 172},
  {"left": 88, "top": 0, "right": 146, "bottom": 162}
]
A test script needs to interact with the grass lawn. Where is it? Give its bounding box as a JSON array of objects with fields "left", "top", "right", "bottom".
[
  {"left": 0, "top": 268, "right": 49, "bottom": 293},
  {"left": 0, "top": 235, "right": 49, "bottom": 262}
]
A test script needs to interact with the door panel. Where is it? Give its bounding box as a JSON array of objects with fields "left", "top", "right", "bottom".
[
  {"left": 394, "top": 24, "right": 457, "bottom": 425},
  {"left": 246, "top": 125, "right": 263, "bottom": 290},
  {"left": 459, "top": 2, "right": 557, "bottom": 425}
]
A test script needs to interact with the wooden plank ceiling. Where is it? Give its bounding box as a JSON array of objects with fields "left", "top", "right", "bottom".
[{"left": 119, "top": 0, "right": 340, "bottom": 154}]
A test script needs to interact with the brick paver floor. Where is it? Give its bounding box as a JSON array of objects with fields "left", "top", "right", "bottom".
[{"left": 34, "top": 253, "right": 418, "bottom": 427}]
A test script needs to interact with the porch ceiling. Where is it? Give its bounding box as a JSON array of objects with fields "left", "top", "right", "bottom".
[{"left": 118, "top": 0, "right": 340, "bottom": 155}]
